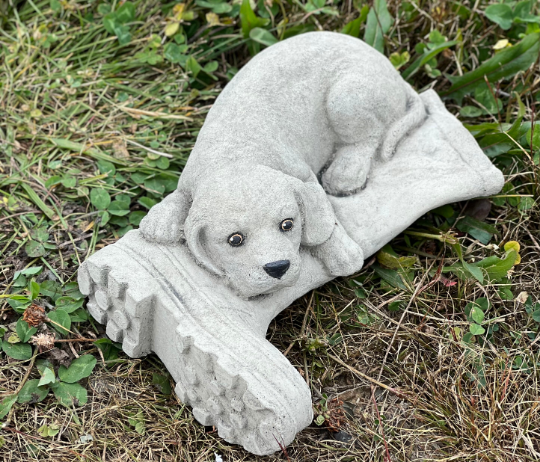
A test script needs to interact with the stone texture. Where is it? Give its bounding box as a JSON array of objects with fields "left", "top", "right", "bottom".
[
  {"left": 79, "top": 231, "right": 320, "bottom": 454},
  {"left": 332, "top": 89, "right": 504, "bottom": 257},
  {"left": 78, "top": 32, "right": 503, "bottom": 455}
]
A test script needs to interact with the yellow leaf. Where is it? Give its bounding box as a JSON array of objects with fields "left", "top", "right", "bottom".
[
  {"left": 173, "top": 3, "right": 186, "bottom": 18},
  {"left": 493, "top": 39, "right": 511, "bottom": 50},
  {"left": 83, "top": 221, "right": 95, "bottom": 232},
  {"left": 450, "top": 327, "right": 461, "bottom": 340},
  {"left": 165, "top": 22, "right": 180, "bottom": 37},
  {"left": 206, "top": 12, "right": 221, "bottom": 26},
  {"left": 182, "top": 11, "right": 195, "bottom": 21},
  {"left": 504, "top": 241, "right": 521, "bottom": 265},
  {"left": 389, "top": 51, "right": 410, "bottom": 70},
  {"left": 7, "top": 333, "right": 20, "bottom": 344},
  {"left": 504, "top": 241, "right": 520, "bottom": 253},
  {"left": 377, "top": 250, "right": 416, "bottom": 270}
]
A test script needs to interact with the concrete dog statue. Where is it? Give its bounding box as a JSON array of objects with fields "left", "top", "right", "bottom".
[
  {"left": 140, "top": 31, "right": 426, "bottom": 298},
  {"left": 81, "top": 30, "right": 504, "bottom": 456}
]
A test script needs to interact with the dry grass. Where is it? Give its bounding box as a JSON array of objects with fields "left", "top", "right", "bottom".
[{"left": 1, "top": 0, "right": 539, "bottom": 460}]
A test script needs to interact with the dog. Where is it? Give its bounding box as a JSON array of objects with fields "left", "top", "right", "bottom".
[{"left": 140, "top": 32, "right": 426, "bottom": 298}]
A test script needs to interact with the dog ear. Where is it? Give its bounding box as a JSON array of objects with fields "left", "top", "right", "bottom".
[
  {"left": 184, "top": 217, "right": 224, "bottom": 277},
  {"left": 139, "top": 188, "right": 191, "bottom": 244},
  {"left": 292, "top": 176, "right": 335, "bottom": 247}
]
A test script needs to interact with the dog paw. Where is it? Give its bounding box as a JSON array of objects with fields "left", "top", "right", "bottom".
[
  {"left": 315, "top": 224, "right": 364, "bottom": 277},
  {"left": 325, "top": 241, "right": 364, "bottom": 277},
  {"left": 139, "top": 191, "right": 183, "bottom": 244},
  {"left": 322, "top": 146, "right": 371, "bottom": 196}
]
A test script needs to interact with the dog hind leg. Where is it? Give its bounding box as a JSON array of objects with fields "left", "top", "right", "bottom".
[
  {"left": 323, "top": 74, "right": 398, "bottom": 195},
  {"left": 321, "top": 144, "right": 374, "bottom": 196}
]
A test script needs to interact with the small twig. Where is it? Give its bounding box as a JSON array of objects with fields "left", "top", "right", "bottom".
[
  {"left": 45, "top": 318, "right": 79, "bottom": 336},
  {"left": 57, "top": 233, "right": 94, "bottom": 249},
  {"left": 525, "top": 227, "right": 540, "bottom": 253},
  {"left": 500, "top": 358, "right": 512, "bottom": 402},
  {"left": 54, "top": 337, "right": 99, "bottom": 343},
  {"left": 371, "top": 387, "right": 392, "bottom": 462},
  {"left": 283, "top": 292, "right": 314, "bottom": 356},
  {"left": 403, "top": 230, "right": 458, "bottom": 244},
  {"left": 0, "top": 354, "right": 36, "bottom": 398},
  {"left": 415, "top": 258, "right": 444, "bottom": 296},
  {"left": 68, "top": 341, "right": 80, "bottom": 358},
  {"left": 328, "top": 354, "right": 407, "bottom": 399},
  {"left": 376, "top": 255, "right": 440, "bottom": 382},
  {"left": 282, "top": 341, "right": 295, "bottom": 357},
  {"left": 64, "top": 211, "right": 101, "bottom": 221},
  {"left": 124, "top": 138, "right": 174, "bottom": 158},
  {"left": 1, "top": 427, "right": 85, "bottom": 457},
  {"left": 303, "top": 350, "right": 310, "bottom": 387},
  {"left": 301, "top": 293, "right": 314, "bottom": 386},
  {"left": 117, "top": 106, "right": 191, "bottom": 121},
  {"left": 529, "top": 94, "right": 539, "bottom": 193},
  {"left": 0, "top": 210, "right": 41, "bottom": 224},
  {"left": 187, "top": 24, "right": 211, "bottom": 43},
  {"left": 0, "top": 354, "right": 37, "bottom": 426},
  {"left": 273, "top": 435, "right": 291, "bottom": 462},
  {"left": 366, "top": 298, "right": 462, "bottom": 346},
  {"left": 484, "top": 76, "right": 502, "bottom": 127}
]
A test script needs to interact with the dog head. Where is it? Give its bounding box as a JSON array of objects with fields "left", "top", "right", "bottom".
[{"left": 140, "top": 165, "right": 335, "bottom": 298}]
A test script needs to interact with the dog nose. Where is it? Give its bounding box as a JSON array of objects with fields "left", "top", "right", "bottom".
[{"left": 263, "top": 260, "right": 290, "bottom": 279}]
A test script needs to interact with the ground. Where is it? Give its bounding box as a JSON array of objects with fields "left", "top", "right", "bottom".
[{"left": 0, "top": 0, "right": 539, "bottom": 461}]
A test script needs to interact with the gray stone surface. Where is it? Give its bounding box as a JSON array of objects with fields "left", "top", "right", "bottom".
[{"left": 78, "top": 32, "right": 504, "bottom": 455}]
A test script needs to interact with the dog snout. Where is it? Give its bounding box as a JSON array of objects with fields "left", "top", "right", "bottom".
[{"left": 263, "top": 260, "right": 290, "bottom": 279}]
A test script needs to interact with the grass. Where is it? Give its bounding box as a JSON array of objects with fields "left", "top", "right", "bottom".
[{"left": 0, "top": 0, "right": 539, "bottom": 460}]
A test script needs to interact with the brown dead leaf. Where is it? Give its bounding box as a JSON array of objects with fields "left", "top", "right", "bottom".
[
  {"left": 47, "top": 347, "right": 72, "bottom": 369},
  {"left": 464, "top": 199, "right": 492, "bottom": 221},
  {"left": 113, "top": 139, "right": 130, "bottom": 159}
]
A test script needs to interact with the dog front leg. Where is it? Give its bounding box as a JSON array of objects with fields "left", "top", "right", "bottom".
[
  {"left": 139, "top": 189, "right": 187, "bottom": 244},
  {"left": 312, "top": 221, "right": 364, "bottom": 277}
]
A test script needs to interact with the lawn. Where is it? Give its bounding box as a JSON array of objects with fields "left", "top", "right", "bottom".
[{"left": 0, "top": 0, "right": 539, "bottom": 460}]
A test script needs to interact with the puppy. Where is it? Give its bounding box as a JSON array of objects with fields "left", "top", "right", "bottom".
[
  {"left": 140, "top": 165, "right": 363, "bottom": 298},
  {"left": 140, "top": 32, "right": 426, "bottom": 298}
]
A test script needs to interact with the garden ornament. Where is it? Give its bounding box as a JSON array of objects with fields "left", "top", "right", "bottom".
[{"left": 78, "top": 32, "right": 504, "bottom": 455}]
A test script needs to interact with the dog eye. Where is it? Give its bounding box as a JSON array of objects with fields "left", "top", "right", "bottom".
[
  {"left": 280, "top": 219, "right": 294, "bottom": 232},
  {"left": 228, "top": 233, "right": 244, "bottom": 247}
]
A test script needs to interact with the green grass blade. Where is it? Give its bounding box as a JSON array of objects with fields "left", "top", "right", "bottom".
[
  {"left": 363, "top": 0, "right": 393, "bottom": 54},
  {"left": 402, "top": 40, "right": 458, "bottom": 81},
  {"left": 49, "top": 138, "right": 127, "bottom": 165},
  {"left": 20, "top": 183, "right": 55, "bottom": 220},
  {"left": 443, "top": 32, "right": 540, "bottom": 103}
]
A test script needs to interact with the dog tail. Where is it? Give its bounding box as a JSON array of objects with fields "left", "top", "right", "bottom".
[{"left": 380, "top": 84, "right": 427, "bottom": 162}]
